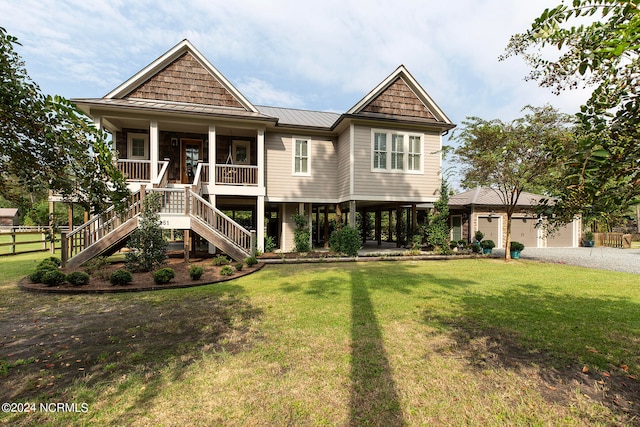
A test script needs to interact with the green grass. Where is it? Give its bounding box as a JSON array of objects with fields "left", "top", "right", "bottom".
[{"left": 1, "top": 257, "right": 639, "bottom": 425}]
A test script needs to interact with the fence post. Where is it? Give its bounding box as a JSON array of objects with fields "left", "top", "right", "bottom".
[
  {"left": 61, "top": 232, "right": 68, "bottom": 268},
  {"left": 10, "top": 230, "right": 15, "bottom": 254}
]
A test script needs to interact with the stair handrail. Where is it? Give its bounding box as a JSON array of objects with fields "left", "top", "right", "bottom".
[
  {"left": 192, "top": 161, "right": 205, "bottom": 195},
  {"left": 64, "top": 190, "right": 143, "bottom": 261},
  {"left": 190, "top": 192, "right": 252, "bottom": 253},
  {"left": 153, "top": 160, "right": 170, "bottom": 188}
]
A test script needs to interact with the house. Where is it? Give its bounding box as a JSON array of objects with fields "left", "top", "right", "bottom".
[
  {"left": 60, "top": 39, "right": 455, "bottom": 266},
  {"left": 448, "top": 187, "right": 581, "bottom": 248},
  {"left": 0, "top": 208, "right": 19, "bottom": 226}
]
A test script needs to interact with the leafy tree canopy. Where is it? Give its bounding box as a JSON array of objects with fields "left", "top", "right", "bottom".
[
  {"left": 0, "top": 27, "right": 128, "bottom": 215},
  {"left": 502, "top": 0, "right": 640, "bottom": 225}
]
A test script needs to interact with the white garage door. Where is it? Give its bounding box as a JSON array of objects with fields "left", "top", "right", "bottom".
[
  {"left": 511, "top": 217, "right": 539, "bottom": 248},
  {"left": 547, "top": 222, "right": 575, "bottom": 247},
  {"left": 477, "top": 217, "right": 501, "bottom": 247}
]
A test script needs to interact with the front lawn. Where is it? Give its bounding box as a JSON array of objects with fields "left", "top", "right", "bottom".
[{"left": 1, "top": 258, "right": 639, "bottom": 425}]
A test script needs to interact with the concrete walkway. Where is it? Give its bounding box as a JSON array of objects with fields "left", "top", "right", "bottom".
[{"left": 494, "top": 247, "right": 640, "bottom": 275}]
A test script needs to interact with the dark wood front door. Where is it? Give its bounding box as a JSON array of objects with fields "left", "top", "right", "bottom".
[{"left": 181, "top": 139, "right": 202, "bottom": 184}]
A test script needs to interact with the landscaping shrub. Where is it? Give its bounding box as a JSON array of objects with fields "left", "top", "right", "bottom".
[
  {"left": 41, "top": 269, "right": 66, "bottom": 287},
  {"left": 244, "top": 256, "right": 258, "bottom": 267},
  {"left": 212, "top": 255, "right": 230, "bottom": 266},
  {"left": 66, "top": 271, "right": 90, "bottom": 286},
  {"left": 44, "top": 256, "right": 62, "bottom": 267},
  {"left": 110, "top": 270, "right": 133, "bottom": 286},
  {"left": 330, "top": 225, "right": 361, "bottom": 256},
  {"left": 220, "top": 265, "right": 234, "bottom": 276},
  {"left": 235, "top": 262, "right": 244, "bottom": 271},
  {"left": 153, "top": 268, "right": 175, "bottom": 285},
  {"left": 293, "top": 213, "right": 311, "bottom": 252},
  {"left": 510, "top": 241, "right": 525, "bottom": 252},
  {"left": 125, "top": 192, "right": 168, "bottom": 272},
  {"left": 264, "top": 235, "right": 276, "bottom": 253},
  {"left": 189, "top": 265, "right": 205, "bottom": 280},
  {"left": 30, "top": 260, "right": 59, "bottom": 283}
]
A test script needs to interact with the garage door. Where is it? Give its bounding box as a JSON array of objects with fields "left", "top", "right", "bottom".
[
  {"left": 477, "top": 217, "right": 500, "bottom": 247},
  {"left": 547, "top": 222, "right": 574, "bottom": 247},
  {"left": 511, "top": 217, "right": 539, "bottom": 248}
]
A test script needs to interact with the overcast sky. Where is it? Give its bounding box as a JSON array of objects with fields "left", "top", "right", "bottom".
[{"left": 2, "top": 0, "right": 591, "bottom": 178}]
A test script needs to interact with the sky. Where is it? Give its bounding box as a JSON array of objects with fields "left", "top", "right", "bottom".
[{"left": 2, "top": 0, "right": 593, "bottom": 183}]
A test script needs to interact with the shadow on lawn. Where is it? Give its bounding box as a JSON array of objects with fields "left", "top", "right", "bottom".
[
  {"left": 0, "top": 283, "right": 261, "bottom": 421},
  {"left": 426, "top": 284, "right": 640, "bottom": 422},
  {"left": 349, "top": 268, "right": 405, "bottom": 427}
]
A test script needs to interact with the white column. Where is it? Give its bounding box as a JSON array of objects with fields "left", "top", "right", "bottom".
[
  {"left": 150, "top": 120, "right": 159, "bottom": 181},
  {"left": 257, "top": 196, "right": 265, "bottom": 252},
  {"left": 209, "top": 125, "right": 216, "bottom": 185},
  {"left": 257, "top": 128, "right": 265, "bottom": 188}
]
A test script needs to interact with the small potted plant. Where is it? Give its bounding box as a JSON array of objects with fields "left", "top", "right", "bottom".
[
  {"left": 510, "top": 241, "right": 525, "bottom": 259},
  {"left": 583, "top": 231, "right": 595, "bottom": 247},
  {"left": 480, "top": 239, "right": 495, "bottom": 254}
]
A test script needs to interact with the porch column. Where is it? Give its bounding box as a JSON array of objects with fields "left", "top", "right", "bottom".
[
  {"left": 324, "top": 205, "right": 330, "bottom": 248},
  {"left": 257, "top": 196, "right": 265, "bottom": 252},
  {"left": 257, "top": 128, "right": 265, "bottom": 188},
  {"left": 349, "top": 200, "right": 356, "bottom": 228},
  {"left": 376, "top": 209, "right": 382, "bottom": 246},
  {"left": 150, "top": 120, "right": 159, "bottom": 181},
  {"left": 308, "top": 203, "right": 313, "bottom": 249},
  {"left": 209, "top": 125, "right": 216, "bottom": 185}
]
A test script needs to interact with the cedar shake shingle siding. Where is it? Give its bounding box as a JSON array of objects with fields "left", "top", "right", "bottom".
[
  {"left": 125, "top": 52, "right": 244, "bottom": 108},
  {"left": 361, "top": 78, "right": 436, "bottom": 120}
]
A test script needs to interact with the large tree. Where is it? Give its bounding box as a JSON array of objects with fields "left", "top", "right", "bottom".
[
  {"left": 0, "top": 27, "right": 128, "bottom": 216},
  {"left": 502, "top": 0, "right": 640, "bottom": 226},
  {"left": 453, "top": 105, "right": 574, "bottom": 259}
]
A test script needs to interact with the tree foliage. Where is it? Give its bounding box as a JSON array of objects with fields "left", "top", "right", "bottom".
[
  {"left": 502, "top": 1, "right": 640, "bottom": 225},
  {"left": 125, "top": 192, "right": 168, "bottom": 272},
  {"left": 0, "top": 27, "right": 128, "bottom": 215},
  {"left": 425, "top": 180, "right": 451, "bottom": 254},
  {"left": 453, "top": 105, "right": 574, "bottom": 259}
]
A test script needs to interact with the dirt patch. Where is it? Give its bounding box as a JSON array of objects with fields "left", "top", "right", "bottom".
[{"left": 19, "top": 257, "right": 264, "bottom": 293}]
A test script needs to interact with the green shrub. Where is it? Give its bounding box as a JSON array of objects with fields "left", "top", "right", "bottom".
[
  {"left": 481, "top": 240, "right": 496, "bottom": 249},
  {"left": 212, "top": 255, "right": 230, "bottom": 266},
  {"left": 37, "top": 259, "right": 59, "bottom": 271},
  {"left": 292, "top": 213, "right": 311, "bottom": 252},
  {"left": 449, "top": 241, "right": 458, "bottom": 250},
  {"left": 510, "top": 241, "right": 525, "bottom": 252},
  {"left": 153, "top": 268, "right": 175, "bottom": 285},
  {"left": 30, "top": 260, "right": 59, "bottom": 283},
  {"left": 220, "top": 265, "right": 234, "bottom": 276},
  {"left": 44, "top": 257, "right": 62, "bottom": 267},
  {"left": 83, "top": 256, "right": 110, "bottom": 278},
  {"left": 235, "top": 262, "right": 244, "bottom": 271},
  {"left": 471, "top": 242, "right": 482, "bottom": 253},
  {"left": 125, "top": 192, "right": 168, "bottom": 272},
  {"left": 244, "top": 256, "right": 258, "bottom": 267},
  {"left": 42, "top": 269, "right": 66, "bottom": 287},
  {"left": 475, "top": 230, "right": 484, "bottom": 242},
  {"left": 189, "top": 265, "right": 205, "bottom": 280},
  {"left": 110, "top": 270, "right": 133, "bottom": 286},
  {"left": 457, "top": 239, "right": 467, "bottom": 248},
  {"left": 264, "top": 235, "right": 276, "bottom": 253},
  {"left": 66, "top": 271, "right": 90, "bottom": 286},
  {"left": 330, "top": 225, "right": 361, "bottom": 256}
]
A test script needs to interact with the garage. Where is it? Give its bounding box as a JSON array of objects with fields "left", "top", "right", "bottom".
[
  {"left": 477, "top": 216, "right": 501, "bottom": 247},
  {"left": 546, "top": 223, "right": 575, "bottom": 247},
  {"left": 510, "top": 217, "right": 540, "bottom": 248}
]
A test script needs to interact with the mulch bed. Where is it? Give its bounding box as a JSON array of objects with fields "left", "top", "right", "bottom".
[{"left": 19, "top": 257, "right": 264, "bottom": 294}]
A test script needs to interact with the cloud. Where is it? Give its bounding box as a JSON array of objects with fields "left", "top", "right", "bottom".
[{"left": 236, "top": 77, "right": 304, "bottom": 107}]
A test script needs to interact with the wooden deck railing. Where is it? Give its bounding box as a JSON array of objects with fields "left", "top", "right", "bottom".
[
  {"left": 215, "top": 164, "right": 258, "bottom": 185},
  {"left": 151, "top": 188, "right": 187, "bottom": 214},
  {"left": 64, "top": 190, "right": 143, "bottom": 262},
  {"left": 153, "top": 160, "right": 170, "bottom": 188},
  {"left": 118, "top": 160, "right": 150, "bottom": 181},
  {"left": 191, "top": 192, "right": 253, "bottom": 254}
]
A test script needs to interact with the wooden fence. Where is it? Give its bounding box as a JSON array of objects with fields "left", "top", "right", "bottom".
[
  {"left": 0, "top": 227, "right": 62, "bottom": 256},
  {"left": 593, "top": 232, "right": 633, "bottom": 249}
]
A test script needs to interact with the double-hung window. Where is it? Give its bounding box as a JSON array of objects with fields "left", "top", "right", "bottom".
[
  {"left": 293, "top": 138, "right": 310, "bottom": 175},
  {"left": 371, "top": 129, "right": 423, "bottom": 173},
  {"left": 127, "top": 133, "right": 148, "bottom": 160}
]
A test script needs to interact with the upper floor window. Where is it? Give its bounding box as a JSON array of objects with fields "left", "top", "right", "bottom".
[
  {"left": 293, "top": 137, "right": 310, "bottom": 175},
  {"left": 371, "top": 130, "right": 423, "bottom": 173},
  {"left": 127, "top": 133, "right": 148, "bottom": 160}
]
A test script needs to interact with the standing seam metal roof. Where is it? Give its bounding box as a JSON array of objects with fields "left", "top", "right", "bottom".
[{"left": 255, "top": 105, "right": 341, "bottom": 128}]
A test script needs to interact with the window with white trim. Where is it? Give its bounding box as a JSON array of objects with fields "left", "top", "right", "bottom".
[
  {"left": 127, "top": 133, "right": 149, "bottom": 160},
  {"left": 371, "top": 130, "right": 423, "bottom": 173},
  {"left": 293, "top": 138, "right": 310, "bottom": 175}
]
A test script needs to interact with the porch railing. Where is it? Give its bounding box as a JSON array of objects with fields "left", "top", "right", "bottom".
[
  {"left": 153, "top": 160, "right": 170, "bottom": 188},
  {"left": 151, "top": 188, "right": 187, "bottom": 214},
  {"left": 215, "top": 164, "right": 258, "bottom": 186},
  {"left": 118, "top": 160, "right": 150, "bottom": 181}
]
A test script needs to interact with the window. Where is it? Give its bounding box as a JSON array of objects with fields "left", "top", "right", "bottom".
[
  {"left": 371, "top": 130, "right": 422, "bottom": 173},
  {"left": 127, "top": 133, "right": 148, "bottom": 160},
  {"left": 293, "top": 138, "right": 310, "bottom": 175},
  {"left": 391, "top": 134, "right": 404, "bottom": 170},
  {"left": 373, "top": 132, "right": 387, "bottom": 170},
  {"left": 408, "top": 135, "right": 421, "bottom": 171}
]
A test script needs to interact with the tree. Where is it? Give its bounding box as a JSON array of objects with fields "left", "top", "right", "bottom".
[
  {"left": 502, "top": 1, "right": 640, "bottom": 225},
  {"left": 125, "top": 192, "right": 168, "bottom": 272},
  {"left": 453, "top": 105, "right": 574, "bottom": 260},
  {"left": 0, "top": 27, "right": 128, "bottom": 215},
  {"left": 425, "top": 180, "right": 451, "bottom": 254}
]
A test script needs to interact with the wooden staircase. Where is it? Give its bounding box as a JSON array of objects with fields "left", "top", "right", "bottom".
[{"left": 62, "top": 185, "right": 254, "bottom": 268}]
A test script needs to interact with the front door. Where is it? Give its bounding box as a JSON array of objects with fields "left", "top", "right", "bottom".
[{"left": 182, "top": 139, "right": 202, "bottom": 184}]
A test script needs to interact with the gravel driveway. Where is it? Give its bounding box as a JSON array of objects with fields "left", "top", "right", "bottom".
[{"left": 493, "top": 247, "right": 640, "bottom": 275}]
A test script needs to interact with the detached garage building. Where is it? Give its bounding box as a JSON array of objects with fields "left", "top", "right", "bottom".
[{"left": 448, "top": 187, "right": 581, "bottom": 248}]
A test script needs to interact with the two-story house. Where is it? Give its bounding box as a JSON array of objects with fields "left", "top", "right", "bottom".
[{"left": 61, "top": 39, "right": 454, "bottom": 267}]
